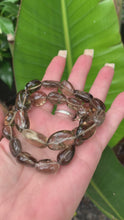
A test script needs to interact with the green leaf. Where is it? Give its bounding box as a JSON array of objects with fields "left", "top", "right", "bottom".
[
  {"left": 0, "top": 2, "right": 19, "bottom": 17},
  {"left": 0, "top": 61, "right": 13, "bottom": 88},
  {"left": 4, "top": 0, "right": 19, "bottom": 3},
  {"left": 13, "top": 0, "right": 124, "bottom": 147},
  {"left": 87, "top": 146, "right": 124, "bottom": 220},
  {"left": 0, "top": 16, "right": 14, "bottom": 34}
]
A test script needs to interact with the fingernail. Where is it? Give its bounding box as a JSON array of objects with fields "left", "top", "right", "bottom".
[
  {"left": 84, "top": 49, "right": 94, "bottom": 57},
  {"left": 7, "top": 34, "right": 14, "bottom": 43},
  {"left": 58, "top": 50, "right": 67, "bottom": 58},
  {"left": 105, "top": 63, "right": 115, "bottom": 69}
]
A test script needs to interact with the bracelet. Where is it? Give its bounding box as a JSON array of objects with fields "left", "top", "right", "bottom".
[{"left": 2, "top": 79, "right": 105, "bottom": 174}]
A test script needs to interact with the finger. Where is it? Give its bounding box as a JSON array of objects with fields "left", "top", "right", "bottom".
[
  {"left": 90, "top": 63, "right": 115, "bottom": 101},
  {"left": 68, "top": 49, "right": 94, "bottom": 90},
  {"left": 55, "top": 49, "right": 94, "bottom": 119},
  {"left": 42, "top": 50, "right": 67, "bottom": 81},
  {"left": 40, "top": 50, "right": 67, "bottom": 112}
]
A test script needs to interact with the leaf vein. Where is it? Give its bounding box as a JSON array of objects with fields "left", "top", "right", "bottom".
[{"left": 91, "top": 180, "right": 124, "bottom": 220}]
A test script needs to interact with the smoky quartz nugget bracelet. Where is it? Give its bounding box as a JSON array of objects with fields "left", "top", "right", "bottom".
[{"left": 2, "top": 79, "right": 105, "bottom": 174}]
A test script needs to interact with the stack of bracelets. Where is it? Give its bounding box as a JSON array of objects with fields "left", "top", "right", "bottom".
[{"left": 2, "top": 79, "right": 105, "bottom": 174}]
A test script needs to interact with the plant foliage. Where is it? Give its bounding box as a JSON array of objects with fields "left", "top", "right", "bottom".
[
  {"left": 0, "top": 0, "right": 19, "bottom": 87},
  {"left": 13, "top": 0, "right": 124, "bottom": 219}
]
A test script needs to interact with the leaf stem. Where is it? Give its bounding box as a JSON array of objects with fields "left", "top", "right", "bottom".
[{"left": 61, "top": 0, "right": 73, "bottom": 74}]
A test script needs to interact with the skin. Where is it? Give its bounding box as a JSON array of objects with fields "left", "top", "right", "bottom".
[{"left": 0, "top": 52, "right": 124, "bottom": 220}]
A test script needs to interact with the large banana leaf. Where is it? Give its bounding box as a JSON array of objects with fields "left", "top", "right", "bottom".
[
  {"left": 13, "top": 0, "right": 124, "bottom": 147},
  {"left": 13, "top": 0, "right": 124, "bottom": 218},
  {"left": 87, "top": 146, "right": 124, "bottom": 220}
]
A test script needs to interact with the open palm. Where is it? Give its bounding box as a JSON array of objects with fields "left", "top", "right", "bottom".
[{"left": 0, "top": 50, "right": 123, "bottom": 220}]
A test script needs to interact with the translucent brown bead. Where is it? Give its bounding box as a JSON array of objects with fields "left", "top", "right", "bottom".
[
  {"left": 76, "top": 122, "right": 96, "bottom": 142},
  {"left": 15, "top": 90, "right": 31, "bottom": 110},
  {"left": 41, "top": 80, "right": 60, "bottom": 89},
  {"left": 60, "top": 80, "right": 74, "bottom": 96},
  {"left": 76, "top": 116, "right": 95, "bottom": 145},
  {"left": 16, "top": 152, "right": 37, "bottom": 167},
  {"left": 25, "top": 79, "right": 41, "bottom": 94},
  {"left": 79, "top": 115, "right": 94, "bottom": 126},
  {"left": 67, "top": 97, "right": 82, "bottom": 110},
  {"left": 35, "top": 159, "right": 60, "bottom": 173},
  {"left": 47, "top": 92, "right": 66, "bottom": 104},
  {"left": 14, "top": 109, "right": 30, "bottom": 132},
  {"left": 9, "top": 138, "right": 22, "bottom": 157},
  {"left": 2, "top": 125, "right": 13, "bottom": 140},
  {"left": 83, "top": 103, "right": 95, "bottom": 116},
  {"left": 74, "top": 90, "right": 93, "bottom": 102},
  {"left": 22, "top": 129, "right": 47, "bottom": 148},
  {"left": 4, "top": 111, "right": 15, "bottom": 126},
  {"left": 72, "top": 126, "right": 84, "bottom": 146},
  {"left": 93, "top": 110, "right": 105, "bottom": 126},
  {"left": 77, "top": 107, "right": 87, "bottom": 118},
  {"left": 75, "top": 122, "right": 96, "bottom": 146},
  {"left": 91, "top": 98, "right": 106, "bottom": 111},
  {"left": 57, "top": 145, "right": 75, "bottom": 165},
  {"left": 47, "top": 130, "right": 75, "bottom": 150},
  {"left": 31, "top": 91, "right": 47, "bottom": 106},
  {"left": 89, "top": 98, "right": 106, "bottom": 126}
]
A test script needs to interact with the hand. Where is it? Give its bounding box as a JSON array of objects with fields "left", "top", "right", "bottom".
[{"left": 0, "top": 49, "right": 124, "bottom": 220}]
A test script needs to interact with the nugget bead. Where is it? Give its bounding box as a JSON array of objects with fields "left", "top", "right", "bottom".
[
  {"left": 60, "top": 80, "right": 74, "bottom": 96},
  {"left": 14, "top": 109, "right": 30, "bottom": 132},
  {"left": 25, "top": 79, "right": 41, "bottom": 94},
  {"left": 67, "top": 97, "right": 82, "bottom": 110},
  {"left": 35, "top": 159, "right": 60, "bottom": 173},
  {"left": 41, "top": 80, "right": 60, "bottom": 88},
  {"left": 9, "top": 138, "right": 22, "bottom": 157},
  {"left": 57, "top": 145, "right": 75, "bottom": 165},
  {"left": 92, "top": 98, "right": 106, "bottom": 111},
  {"left": 74, "top": 131, "right": 84, "bottom": 145},
  {"left": 4, "top": 110, "right": 15, "bottom": 126},
  {"left": 47, "top": 130, "right": 75, "bottom": 150},
  {"left": 77, "top": 107, "right": 87, "bottom": 118},
  {"left": 16, "top": 152, "right": 37, "bottom": 166},
  {"left": 79, "top": 115, "right": 94, "bottom": 126},
  {"left": 93, "top": 110, "right": 105, "bottom": 126},
  {"left": 47, "top": 92, "right": 66, "bottom": 104},
  {"left": 22, "top": 129, "right": 47, "bottom": 148},
  {"left": 2, "top": 125, "right": 13, "bottom": 140},
  {"left": 74, "top": 90, "right": 93, "bottom": 102},
  {"left": 75, "top": 122, "right": 96, "bottom": 145},
  {"left": 76, "top": 122, "right": 96, "bottom": 142},
  {"left": 15, "top": 90, "right": 31, "bottom": 110},
  {"left": 31, "top": 91, "right": 47, "bottom": 106},
  {"left": 82, "top": 103, "right": 96, "bottom": 119}
]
